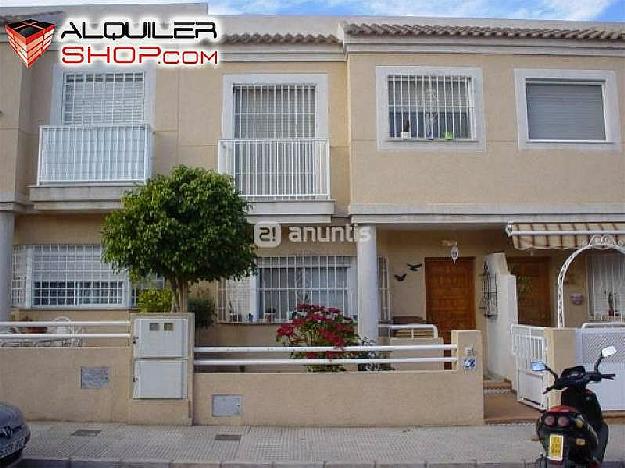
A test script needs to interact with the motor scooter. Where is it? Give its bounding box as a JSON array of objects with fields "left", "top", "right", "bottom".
[{"left": 531, "top": 345, "right": 617, "bottom": 467}]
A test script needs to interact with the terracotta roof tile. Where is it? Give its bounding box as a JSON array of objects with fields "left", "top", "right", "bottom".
[
  {"left": 222, "top": 33, "right": 339, "bottom": 45},
  {"left": 343, "top": 23, "right": 625, "bottom": 42}
]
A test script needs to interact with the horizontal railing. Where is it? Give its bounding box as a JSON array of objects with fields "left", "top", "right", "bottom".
[
  {"left": 194, "top": 343, "right": 457, "bottom": 367},
  {"left": 218, "top": 138, "right": 330, "bottom": 200},
  {"left": 0, "top": 320, "right": 131, "bottom": 345},
  {"left": 379, "top": 323, "right": 439, "bottom": 339},
  {"left": 582, "top": 321, "right": 625, "bottom": 328},
  {"left": 38, "top": 124, "right": 152, "bottom": 184}
]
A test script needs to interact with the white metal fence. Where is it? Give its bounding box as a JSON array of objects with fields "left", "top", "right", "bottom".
[
  {"left": 0, "top": 320, "right": 131, "bottom": 347},
  {"left": 218, "top": 138, "right": 330, "bottom": 200},
  {"left": 194, "top": 343, "right": 457, "bottom": 367},
  {"left": 577, "top": 325, "right": 625, "bottom": 410},
  {"left": 511, "top": 324, "right": 548, "bottom": 409},
  {"left": 38, "top": 124, "right": 152, "bottom": 184}
]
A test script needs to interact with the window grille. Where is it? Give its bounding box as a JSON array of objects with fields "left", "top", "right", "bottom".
[
  {"left": 233, "top": 84, "right": 316, "bottom": 139},
  {"left": 378, "top": 256, "right": 391, "bottom": 322},
  {"left": 11, "top": 245, "right": 130, "bottom": 308},
  {"left": 62, "top": 72, "right": 145, "bottom": 125},
  {"left": 218, "top": 255, "right": 354, "bottom": 323},
  {"left": 217, "top": 276, "right": 253, "bottom": 323},
  {"left": 387, "top": 74, "right": 475, "bottom": 140},
  {"left": 525, "top": 81, "right": 606, "bottom": 141},
  {"left": 588, "top": 253, "right": 625, "bottom": 322},
  {"left": 11, "top": 246, "right": 28, "bottom": 307},
  {"left": 480, "top": 262, "right": 498, "bottom": 318}
]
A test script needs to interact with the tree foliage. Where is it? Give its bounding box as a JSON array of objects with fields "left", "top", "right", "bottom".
[{"left": 102, "top": 165, "right": 256, "bottom": 312}]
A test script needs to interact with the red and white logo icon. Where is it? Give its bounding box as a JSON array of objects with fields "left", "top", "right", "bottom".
[{"left": 5, "top": 19, "right": 55, "bottom": 67}]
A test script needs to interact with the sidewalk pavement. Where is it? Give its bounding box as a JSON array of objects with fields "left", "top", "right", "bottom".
[{"left": 16, "top": 422, "right": 625, "bottom": 467}]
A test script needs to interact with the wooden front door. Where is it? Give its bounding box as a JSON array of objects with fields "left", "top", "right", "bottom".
[
  {"left": 425, "top": 257, "right": 476, "bottom": 342},
  {"left": 508, "top": 257, "right": 552, "bottom": 327}
]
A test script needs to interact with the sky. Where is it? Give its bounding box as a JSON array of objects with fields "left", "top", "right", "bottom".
[{"left": 1, "top": 0, "right": 624, "bottom": 22}]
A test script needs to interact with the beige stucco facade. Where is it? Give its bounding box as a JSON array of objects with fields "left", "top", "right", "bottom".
[{"left": 1, "top": 6, "right": 625, "bottom": 384}]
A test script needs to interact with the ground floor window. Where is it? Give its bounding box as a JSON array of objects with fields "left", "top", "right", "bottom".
[
  {"left": 11, "top": 244, "right": 161, "bottom": 309},
  {"left": 218, "top": 255, "right": 355, "bottom": 323},
  {"left": 218, "top": 255, "right": 392, "bottom": 324},
  {"left": 588, "top": 253, "right": 625, "bottom": 321}
]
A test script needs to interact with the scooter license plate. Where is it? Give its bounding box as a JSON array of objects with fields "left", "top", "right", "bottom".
[{"left": 548, "top": 434, "right": 564, "bottom": 461}]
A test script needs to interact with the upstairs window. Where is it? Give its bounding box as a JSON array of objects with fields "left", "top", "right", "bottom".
[
  {"left": 515, "top": 69, "right": 619, "bottom": 148},
  {"left": 376, "top": 66, "right": 484, "bottom": 150},
  {"left": 233, "top": 84, "right": 316, "bottom": 139},
  {"left": 61, "top": 72, "right": 145, "bottom": 125},
  {"left": 525, "top": 81, "right": 606, "bottom": 141},
  {"left": 387, "top": 74, "right": 476, "bottom": 141}
]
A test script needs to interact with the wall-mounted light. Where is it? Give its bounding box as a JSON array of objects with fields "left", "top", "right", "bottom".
[
  {"left": 442, "top": 240, "right": 459, "bottom": 263},
  {"left": 450, "top": 244, "right": 459, "bottom": 263}
]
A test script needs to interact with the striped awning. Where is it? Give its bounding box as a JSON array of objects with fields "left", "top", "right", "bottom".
[{"left": 506, "top": 223, "right": 625, "bottom": 250}]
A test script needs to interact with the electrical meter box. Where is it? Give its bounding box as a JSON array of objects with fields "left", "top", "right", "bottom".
[
  {"left": 133, "top": 318, "right": 188, "bottom": 358},
  {"left": 133, "top": 359, "right": 188, "bottom": 399}
]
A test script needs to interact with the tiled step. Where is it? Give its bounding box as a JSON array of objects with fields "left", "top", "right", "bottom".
[{"left": 484, "top": 379, "right": 513, "bottom": 395}]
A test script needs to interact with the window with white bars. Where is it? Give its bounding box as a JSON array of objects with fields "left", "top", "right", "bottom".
[
  {"left": 218, "top": 255, "right": 355, "bottom": 323},
  {"left": 588, "top": 253, "right": 625, "bottom": 322},
  {"left": 11, "top": 245, "right": 133, "bottom": 309},
  {"left": 387, "top": 74, "right": 476, "bottom": 141},
  {"left": 62, "top": 72, "right": 145, "bottom": 125},
  {"left": 217, "top": 255, "right": 393, "bottom": 324},
  {"left": 378, "top": 256, "right": 391, "bottom": 322},
  {"left": 11, "top": 246, "right": 28, "bottom": 308},
  {"left": 233, "top": 84, "right": 316, "bottom": 139}
]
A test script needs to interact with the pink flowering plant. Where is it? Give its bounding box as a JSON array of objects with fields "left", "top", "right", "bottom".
[{"left": 276, "top": 304, "right": 360, "bottom": 372}]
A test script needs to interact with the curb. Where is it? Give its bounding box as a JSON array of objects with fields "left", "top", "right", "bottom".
[{"left": 16, "top": 459, "right": 625, "bottom": 468}]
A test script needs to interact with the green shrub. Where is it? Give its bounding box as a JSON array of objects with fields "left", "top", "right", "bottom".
[
  {"left": 137, "top": 288, "right": 173, "bottom": 313},
  {"left": 188, "top": 295, "right": 216, "bottom": 329}
]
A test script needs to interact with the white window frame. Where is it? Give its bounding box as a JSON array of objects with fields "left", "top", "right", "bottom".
[
  {"left": 50, "top": 64, "right": 156, "bottom": 126},
  {"left": 376, "top": 66, "right": 486, "bottom": 151},
  {"left": 221, "top": 74, "right": 329, "bottom": 139},
  {"left": 514, "top": 68, "right": 620, "bottom": 150}
]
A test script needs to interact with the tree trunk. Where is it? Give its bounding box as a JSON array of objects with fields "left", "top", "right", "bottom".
[
  {"left": 178, "top": 281, "right": 189, "bottom": 313},
  {"left": 169, "top": 278, "right": 178, "bottom": 313}
]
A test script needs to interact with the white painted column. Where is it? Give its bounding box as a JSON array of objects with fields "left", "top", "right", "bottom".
[
  {"left": 357, "top": 224, "right": 379, "bottom": 343},
  {"left": 0, "top": 213, "right": 15, "bottom": 321}
]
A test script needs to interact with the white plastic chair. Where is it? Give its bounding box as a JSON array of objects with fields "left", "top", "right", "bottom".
[{"left": 49, "top": 316, "right": 84, "bottom": 347}]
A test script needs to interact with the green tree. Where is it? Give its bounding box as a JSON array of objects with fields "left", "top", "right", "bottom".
[{"left": 102, "top": 165, "right": 256, "bottom": 313}]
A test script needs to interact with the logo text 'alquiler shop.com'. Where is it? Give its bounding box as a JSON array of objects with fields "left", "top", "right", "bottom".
[{"left": 58, "top": 18, "right": 220, "bottom": 66}]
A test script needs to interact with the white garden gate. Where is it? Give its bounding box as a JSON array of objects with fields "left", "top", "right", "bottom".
[
  {"left": 577, "top": 324, "right": 625, "bottom": 411},
  {"left": 511, "top": 324, "right": 548, "bottom": 409}
]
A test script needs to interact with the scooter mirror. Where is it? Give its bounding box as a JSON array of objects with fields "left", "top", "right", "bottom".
[
  {"left": 531, "top": 360, "right": 547, "bottom": 372},
  {"left": 602, "top": 346, "right": 617, "bottom": 358}
]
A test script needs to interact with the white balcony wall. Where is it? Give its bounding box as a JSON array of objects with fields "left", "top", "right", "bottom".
[
  {"left": 38, "top": 124, "right": 152, "bottom": 185},
  {"left": 218, "top": 138, "right": 330, "bottom": 200}
]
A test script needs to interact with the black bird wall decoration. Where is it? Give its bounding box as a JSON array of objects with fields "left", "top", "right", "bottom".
[
  {"left": 394, "top": 273, "right": 407, "bottom": 282},
  {"left": 407, "top": 263, "right": 422, "bottom": 271}
]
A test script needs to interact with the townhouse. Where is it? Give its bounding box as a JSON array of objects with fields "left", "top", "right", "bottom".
[{"left": 2, "top": 3, "right": 625, "bottom": 375}]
